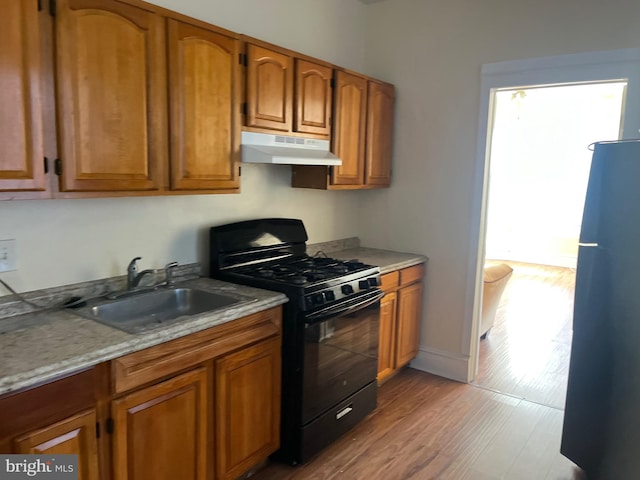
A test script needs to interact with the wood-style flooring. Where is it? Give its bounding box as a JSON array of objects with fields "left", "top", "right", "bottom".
[
  {"left": 475, "top": 261, "right": 576, "bottom": 410},
  {"left": 250, "top": 369, "right": 583, "bottom": 480},
  {"left": 249, "top": 262, "right": 581, "bottom": 479}
]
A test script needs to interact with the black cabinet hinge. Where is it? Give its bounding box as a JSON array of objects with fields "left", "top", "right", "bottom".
[
  {"left": 105, "top": 418, "right": 114, "bottom": 435},
  {"left": 242, "top": 102, "right": 248, "bottom": 116},
  {"left": 54, "top": 158, "right": 62, "bottom": 176},
  {"left": 49, "top": 0, "right": 56, "bottom": 16},
  {"left": 330, "top": 78, "right": 336, "bottom": 89},
  {"left": 37, "top": 0, "right": 42, "bottom": 11},
  {"left": 96, "top": 422, "right": 100, "bottom": 439},
  {"left": 43, "top": 157, "right": 49, "bottom": 174},
  {"left": 238, "top": 53, "right": 248, "bottom": 66},
  {"left": 239, "top": 166, "right": 242, "bottom": 177}
]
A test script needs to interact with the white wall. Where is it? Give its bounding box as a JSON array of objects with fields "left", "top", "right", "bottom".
[
  {"left": 0, "top": 0, "right": 367, "bottom": 293},
  {"left": 359, "top": 0, "right": 640, "bottom": 377}
]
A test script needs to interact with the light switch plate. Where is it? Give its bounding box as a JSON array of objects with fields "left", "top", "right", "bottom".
[{"left": 0, "top": 239, "right": 16, "bottom": 272}]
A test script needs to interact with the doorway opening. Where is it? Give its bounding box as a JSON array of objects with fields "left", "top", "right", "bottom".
[{"left": 473, "top": 81, "right": 626, "bottom": 407}]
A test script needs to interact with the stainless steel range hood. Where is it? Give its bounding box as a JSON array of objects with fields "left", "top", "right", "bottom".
[{"left": 241, "top": 132, "right": 341, "bottom": 166}]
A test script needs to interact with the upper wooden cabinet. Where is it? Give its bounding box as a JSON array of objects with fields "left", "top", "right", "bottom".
[
  {"left": 366, "top": 81, "right": 395, "bottom": 187},
  {"left": 244, "top": 44, "right": 333, "bottom": 139},
  {"left": 294, "top": 59, "right": 332, "bottom": 136},
  {"left": 167, "top": 19, "right": 240, "bottom": 191},
  {"left": 331, "top": 71, "right": 367, "bottom": 186},
  {"left": 0, "top": 0, "right": 46, "bottom": 192},
  {"left": 55, "top": 0, "right": 167, "bottom": 192},
  {"left": 292, "top": 73, "right": 395, "bottom": 190},
  {"left": 246, "top": 44, "right": 293, "bottom": 132},
  {"left": 0, "top": 0, "right": 394, "bottom": 198}
]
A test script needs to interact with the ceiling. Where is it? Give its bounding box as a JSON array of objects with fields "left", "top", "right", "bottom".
[{"left": 358, "top": 0, "right": 389, "bottom": 4}]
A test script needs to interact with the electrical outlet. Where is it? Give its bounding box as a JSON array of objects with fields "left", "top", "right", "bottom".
[{"left": 0, "top": 239, "right": 16, "bottom": 272}]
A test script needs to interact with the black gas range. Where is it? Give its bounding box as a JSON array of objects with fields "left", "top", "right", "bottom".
[{"left": 210, "top": 218, "right": 381, "bottom": 464}]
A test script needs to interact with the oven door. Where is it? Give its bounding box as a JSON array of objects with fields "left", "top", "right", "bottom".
[{"left": 301, "top": 289, "right": 384, "bottom": 425}]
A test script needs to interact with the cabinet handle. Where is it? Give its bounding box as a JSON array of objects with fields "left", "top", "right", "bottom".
[{"left": 336, "top": 405, "right": 353, "bottom": 420}]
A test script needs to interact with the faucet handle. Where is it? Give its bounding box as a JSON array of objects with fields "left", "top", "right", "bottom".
[
  {"left": 165, "top": 261, "right": 179, "bottom": 286},
  {"left": 127, "top": 256, "right": 142, "bottom": 273}
]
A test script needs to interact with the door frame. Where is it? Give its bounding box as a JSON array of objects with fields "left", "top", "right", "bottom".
[{"left": 465, "top": 48, "right": 640, "bottom": 381}]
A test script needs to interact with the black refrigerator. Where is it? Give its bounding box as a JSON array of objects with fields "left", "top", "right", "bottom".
[{"left": 561, "top": 139, "right": 640, "bottom": 479}]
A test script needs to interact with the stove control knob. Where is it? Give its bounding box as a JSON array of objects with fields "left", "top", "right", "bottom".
[
  {"left": 359, "top": 280, "right": 370, "bottom": 290},
  {"left": 341, "top": 284, "right": 354, "bottom": 295},
  {"left": 368, "top": 277, "right": 379, "bottom": 287},
  {"left": 313, "top": 293, "right": 325, "bottom": 305},
  {"left": 323, "top": 290, "right": 336, "bottom": 302}
]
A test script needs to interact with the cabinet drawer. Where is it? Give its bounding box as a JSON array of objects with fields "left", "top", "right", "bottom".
[
  {"left": 380, "top": 271, "right": 399, "bottom": 292},
  {"left": 399, "top": 264, "right": 425, "bottom": 287},
  {"left": 112, "top": 307, "right": 281, "bottom": 394}
]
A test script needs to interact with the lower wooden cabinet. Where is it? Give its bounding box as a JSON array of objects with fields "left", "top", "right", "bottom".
[
  {"left": 0, "top": 306, "right": 283, "bottom": 480},
  {"left": 15, "top": 409, "right": 100, "bottom": 480},
  {"left": 377, "top": 264, "right": 425, "bottom": 383},
  {"left": 112, "top": 368, "right": 208, "bottom": 480},
  {"left": 396, "top": 282, "right": 424, "bottom": 366},
  {"left": 215, "top": 337, "right": 281, "bottom": 480},
  {"left": 377, "top": 291, "right": 398, "bottom": 382}
]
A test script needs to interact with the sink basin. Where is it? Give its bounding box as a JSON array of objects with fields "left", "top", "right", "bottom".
[{"left": 76, "top": 287, "right": 241, "bottom": 334}]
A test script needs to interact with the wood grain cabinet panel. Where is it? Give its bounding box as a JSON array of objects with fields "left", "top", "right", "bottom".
[
  {"left": 377, "top": 265, "right": 425, "bottom": 383},
  {"left": 291, "top": 75, "right": 395, "bottom": 190},
  {"left": 15, "top": 409, "right": 100, "bottom": 480},
  {"left": 365, "top": 81, "right": 395, "bottom": 186},
  {"left": 55, "top": 0, "right": 166, "bottom": 192},
  {"left": 396, "top": 281, "right": 424, "bottom": 367},
  {"left": 0, "top": 0, "right": 46, "bottom": 192},
  {"left": 294, "top": 59, "right": 332, "bottom": 136},
  {"left": 246, "top": 44, "right": 293, "bottom": 132},
  {"left": 215, "top": 337, "right": 281, "bottom": 480},
  {"left": 112, "top": 368, "right": 208, "bottom": 480},
  {"left": 168, "top": 19, "right": 240, "bottom": 191},
  {"left": 377, "top": 291, "right": 398, "bottom": 383},
  {"left": 331, "top": 71, "right": 367, "bottom": 186}
]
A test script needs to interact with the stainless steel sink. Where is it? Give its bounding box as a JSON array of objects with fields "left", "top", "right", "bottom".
[{"left": 75, "top": 287, "right": 241, "bottom": 334}]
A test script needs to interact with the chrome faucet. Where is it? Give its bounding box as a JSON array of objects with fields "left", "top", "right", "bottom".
[
  {"left": 164, "top": 262, "right": 179, "bottom": 287},
  {"left": 127, "top": 257, "right": 154, "bottom": 290}
]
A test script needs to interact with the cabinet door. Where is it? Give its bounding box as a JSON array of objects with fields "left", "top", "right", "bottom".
[
  {"left": 55, "top": 0, "right": 166, "bottom": 192},
  {"left": 215, "top": 337, "right": 281, "bottom": 480},
  {"left": 0, "top": 0, "right": 46, "bottom": 192},
  {"left": 331, "top": 71, "right": 366, "bottom": 186},
  {"left": 396, "top": 282, "right": 423, "bottom": 367},
  {"left": 294, "top": 59, "right": 332, "bottom": 136},
  {"left": 246, "top": 44, "right": 293, "bottom": 132},
  {"left": 365, "top": 81, "right": 394, "bottom": 187},
  {"left": 377, "top": 291, "right": 398, "bottom": 383},
  {"left": 112, "top": 368, "right": 208, "bottom": 480},
  {"left": 15, "top": 409, "right": 99, "bottom": 480},
  {"left": 168, "top": 20, "right": 240, "bottom": 191}
]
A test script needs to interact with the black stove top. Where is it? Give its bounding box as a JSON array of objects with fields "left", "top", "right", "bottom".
[
  {"left": 209, "top": 218, "right": 382, "bottom": 310},
  {"left": 234, "top": 255, "right": 373, "bottom": 287}
]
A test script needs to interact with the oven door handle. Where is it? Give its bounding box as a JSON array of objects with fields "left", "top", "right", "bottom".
[{"left": 304, "top": 289, "right": 385, "bottom": 324}]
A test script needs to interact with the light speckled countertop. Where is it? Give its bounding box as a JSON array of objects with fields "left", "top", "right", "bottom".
[
  {"left": 307, "top": 238, "right": 427, "bottom": 274},
  {"left": 0, "top": 241, "right": 425, "bottom": 396},
  {"left": 0, "top": 277, "right": 287, "bottom": 396},
  {"left": 326, "top": 247, "right": 427, "bottom": 274}
]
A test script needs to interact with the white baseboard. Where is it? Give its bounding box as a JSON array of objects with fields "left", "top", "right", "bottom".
[{"left": 409, "top": 346, "right": 470, "bottom": 383}]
